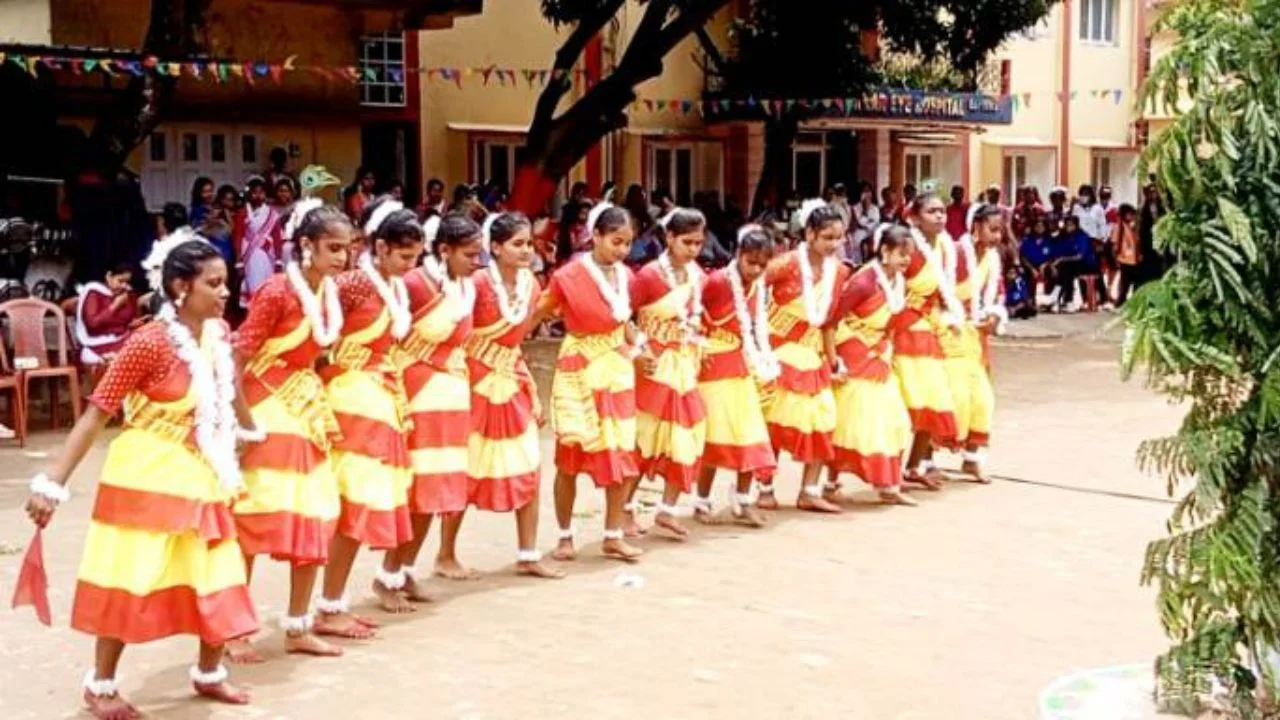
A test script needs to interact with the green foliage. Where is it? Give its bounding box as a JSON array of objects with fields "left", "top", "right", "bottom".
[{"left": 1128, "top": 0, "right": 1280, "bottom": 715}]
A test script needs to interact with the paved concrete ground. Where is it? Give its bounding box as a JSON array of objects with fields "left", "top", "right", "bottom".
[{"left": 0, "top": 312, "right": 1181, "bottom": 719}]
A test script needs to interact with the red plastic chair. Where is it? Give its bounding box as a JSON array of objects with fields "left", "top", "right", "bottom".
[
  {"left": 0, "top": 298, "right": 82, "bottom": 436},
  {"left": 0, "top": 340, "right": 27, "bottom": 446}
]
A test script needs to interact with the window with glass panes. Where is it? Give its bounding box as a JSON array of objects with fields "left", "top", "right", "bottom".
[
  {"left": 360, "top": 33, "right": 406, "bottom": 107},
  {"left": 1079, "top": 0, "right": 1117, "bottom": 44}
]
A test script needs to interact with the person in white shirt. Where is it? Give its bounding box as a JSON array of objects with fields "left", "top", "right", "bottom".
[
  {"left": 1072, "top": 184, "right": 1112, "bottom": 308},
  {"left": 850, "top": 183, "right": 880, "bottom": 262}
]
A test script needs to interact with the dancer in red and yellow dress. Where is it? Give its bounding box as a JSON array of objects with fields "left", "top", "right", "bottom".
[
  {"left": 315, "top": 198, "right": 421, "bottom": 636},
  {"left": 229, "top": 202, "right": 353, "bottom": 662},
  {"left": 466, "top": 212, "right": 565, "bottom": 579},
  {"left": 25, "top": 235, "right": 257, "bottom": 718},
  {"left": 692, "top": 225, "right": 778, "bottom": 528},
  {"left": 536, "top": 204, "right": 651, "bottom": 563},
  {"left": 897, "top": 193, "right": 964, "bottom": 490},
  {"left": 827, "top": 225, "right": 916, "bottom": 506},
  {"left": 624, "top": 208, "right": 708, "bottom": 539},
  {"left": 758, "top": 200, "right": 850, "bottom": 513},
  {"left": 379, "top": 212, "right": 484, "bottom": 590},
  {"left": 951, "top": 204, "right": 1005, "bottom": 482}
]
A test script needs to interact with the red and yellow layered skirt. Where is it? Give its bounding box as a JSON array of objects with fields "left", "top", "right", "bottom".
[
  {"left": 635, "top": 321, "right": 707, "bottom": 493},
  {"left": 551, "top": 326, "right": 639, "bottom": 487},
  {"left": 893, "top": 308, "right": 958, "bottom": 445},
  {"left": 235, "top": 359, "right": 341, "bottom": 565},
  {"left": 831, "top": 343, "right": 911, "bottom": 489},
  {"left": 402, "top": 335, "right": 471, "bottom": 515},
  {"left": 74, "top": 411, "right": 257, "bottom": 645},
  {"left": 939, "top": 323, "right": 994, "bottom": 448},
  {"left": 697, "top": 328, "right": 776, "bottom": 479},
  {"left": 765, "top": 311, "right": 836, "bottom": 464},
  {"left": 466, "top": 338, "right": 541, "bottom": 511}
]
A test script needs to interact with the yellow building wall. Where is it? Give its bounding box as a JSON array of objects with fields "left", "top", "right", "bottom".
[
  {"left": 416, "top": 1, "right": 729, "bottom": 192},
  {"left": 0, "top": 0, "right": 52, "bottom": 44}
]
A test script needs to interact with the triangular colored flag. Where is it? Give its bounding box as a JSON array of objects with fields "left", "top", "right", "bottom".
[
  {"left": 228, "top": 63, "right": 244, "bottom": 77},
  {"left": 1112, "top": 89, "right": 1122, "bottom": 105},
  {"left": 41, "top": 57, "right": 59, "bottom": 71},
  {"left": 719, "top": 99, "right": 731, "bottom": 112},
  {"left": 644, "top": 99, "right": 654, "bottom": 112},
  {"left": 655, "top": 99, "right": 667, "bottom": 111},
  {"left": 523, "top": 69, "right": 537, "bottom": 87},
  {"left": 539, "top": 70, "right": 549, "bottom": 85},
  {"left": 746, "top": 96, "right": 757, "bottom": 108},
  {"left": 253, "top": 62, "right": 269, "bottom": 78},
  {"left": 1011, "top": 95, "right": 1019, "bottom": 110},
  {"left": 364, "top": 67, "right": 377, "bottom": 82},
  {"left": 0, "top": 53, "right": 5, "bottom": 65},
  {"left": 1070, "top": 91, "right": 1077, "bottom": 100},
  {"left": 268, "top": 65, "right": 283, "bottom": 83},
  {"left": 143, "top": 55, "right": 158, "bottom": 70},
  {"left": 1023, "top": 92, "right": 1031, "bottom": 109},
  {"left": 480, "top": 66, "right": 495, "bottom": 85},
  {"left": 8, "top": 54, "right": 22, "bottom": 69},
  {"left": 11, "top": 529, "right": 51, "bottom": 626},
  {"left": 70, "top": 59, "right": 83, "bottom": 74},
  {"left": 681, "top": 100, "right": 694, "bottom": 114},
  {"left": 25, "top": 56, "right": 39, "bottom": 77},
  {"left": 218, "top": 63, "right": 230, "bottom": 82},
  {"left": 784, "top": 99, "right": 796, "bottom": 112},
  {"left": 389, "top": 68, "right": 403, "bottom": 84},
  {"left": 774, "top": 100, "right": 785, "bottom": 115}
]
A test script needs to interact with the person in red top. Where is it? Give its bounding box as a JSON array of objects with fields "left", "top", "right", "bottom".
[
  {"left": 945, "top": 184, "right": 971, "bottom": 240},
  {"left": 75, "top": 263, "right": 145, "bottom": 364}
]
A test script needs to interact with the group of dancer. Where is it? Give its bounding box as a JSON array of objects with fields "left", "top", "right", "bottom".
[{"left": 22, "top": 189, "right": 1007, "bottom": 718}]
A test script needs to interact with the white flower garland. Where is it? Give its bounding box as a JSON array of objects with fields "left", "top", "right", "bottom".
[
  {"left": 976, "top": 246, "right": 1009, "bottom": 335},
  {"left": 486, "top": 263, "right": 535, "bottom": 326},
  {"left": 359, "top": 253, "right": 411, "bottom": 339},
  {"left": 158, "top": 304, "right": 242, "bottom": 494},
  {"left": 868, "top": 260, "right": 906, "bottom": 314},
  {"left": 423, "top": 255, "right": 477, "bottom": 322},
  {"left": 656, "top": 251, "right": 704, "bottom": 344},
  {"left": 285, "top": 261, "right": 343, "bottom": 347},
  {"left": 580, "top": 253, "right": 631, "bottom": 322},
  {"left": 728, "top": 261, "right": 781, "bottom": 382},
  {"left": 956, "top": 233, "right": 980, "bottom": 320},
  {"left": 909, "top": 227, "right": 966, "bottom": 327},
  {"left": 795, "top": 243, "right": 838, "bottom": 327}
]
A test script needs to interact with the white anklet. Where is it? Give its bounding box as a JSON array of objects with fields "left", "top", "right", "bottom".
[
  {"left": 82, "top": 671, "right": 119, "bottom": 698},
  {"left": 602, "top": 528, "right": 624, "bottom": 541},
  {"left": 733, "top": 492, "right": 755, "bottom": 507},
  {"left": 915, "top": 460, "right": 935, "bottom": 475},
  {"left": 399, "top": 565, "right": 417, "bottom": 581},
  {"left": 557, "top": 526, "right": 575, "bottom": 541},
  {"left": 279, "top": 613, "right": 314, "bottom": 633},
  {"left": 516, "top": 549, "right": 542, "bottom": 563},
  {"left": 802, "top": 485, "right": 825, "bottom": 498},
  {"left": 692, "top": 496, "right": 713, "bottom": 514},
  {"left": 188, "top": 664, "right": 229, "bottom": 686},
  {"left": 656, "top": 502, "right": 680, "bottom": 515},
  {"left": 963, "top": 449, "right": 987, "bottom": 466},
  {"left": 375, "top": 567, "right": 407, "bottom": 591},
  {"left": 315, "top": 596, "right": 349, "bottom": 614},
  {"left": 622, "top": 501, "right": 639, "bottom": 513},
  {"left": 758, "top": 484, "right": 775, "bottom": 496}
]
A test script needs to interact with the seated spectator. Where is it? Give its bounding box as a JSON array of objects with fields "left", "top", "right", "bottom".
[
  {"left": 75, "top": 263, "right": 146, "bottom": 365},
  {"left": 1052, "top": 215, "right": 1108, "bottom": 312},
  {"left": 1004, "top": 264, "right": 1036, "bottom": 320}
]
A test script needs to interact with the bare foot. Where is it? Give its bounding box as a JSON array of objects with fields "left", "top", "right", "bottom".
[
  {"left": 695, "top": 509, "right": 730, "bottom": 526},
  {"left": 285, "top": 632, "right": 344, "bottom": 657},
  {"left": 756, "top": 488, "right": 780, "bottom": 511},
  {"left": 224, "top": 637, "right": 264, "bottom": 665},
  {"left": 653, "top": 511, "right": 689, "bottom": 540},
  {"left": 551, "top": 539, "right": 578, "bottom": 562},
  {"left": 961, "top": 461, "right": 992, "bottom": 484},
  {"left": 434, "top": 557, "right": 482, "bottom": 581},
  {"left": 193, "top": 680, "right": 250, "bottom": 705},
  {"left": 601, "top": 537, "right": 644, "bottom": 562},
  {"left": 734, "top": 505, "right": 768, "bottom": 528},
  {"left": 402, "top": 574, "right": 435, "bottom": 603},
  {"left": 372, "top": 580, "right": 416, "bottom": 613},
  {"left": 904, "top": 473, "right": 942, "bottom": 492},
  {"left": 925, "top": 467, "right": 947, "bottom": 486},
  {"left": 622, "top": 511, "right": 648, "bottom": 539},
  {"left": 796, "top": 494, "right": 843, "bottom": 514},
  {"left": 517, "top": 560, "right": 567, "bottom": 579},
  {"left": 84, "top": 691, "right": 140, "bottom": 720},
  {"left": 314, "top": 613, "right": 377, "bottom": 639},
  {"left": 823, "top": 486, "right": 845, "bottom": 506},
  {"left": 879, "top": 490, "right": 919, "bottom": 506}
]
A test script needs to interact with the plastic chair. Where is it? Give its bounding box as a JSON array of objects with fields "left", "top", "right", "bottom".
[
  {"left": 0, "top": 340, "right": 27, "bottom": 446},
  {"left": 0, "top": 298, "right": 82, "bottom": 436}
]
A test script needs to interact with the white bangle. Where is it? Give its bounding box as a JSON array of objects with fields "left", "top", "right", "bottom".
[
  {"left": 628, "top": 332, "right": 649, "bottom": 360},
  {"left": 30, "top": 473, "right": 70, "bottom": 505}
]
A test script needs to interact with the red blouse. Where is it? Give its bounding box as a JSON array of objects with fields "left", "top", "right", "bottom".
[
  {"left": 472, "top": 270, "right": 543, "bottom": 347},
  {"left": 233, "top": 274, "right": 327, "bottom": 367},
  {"left": 548, "top": 257, "right": 634, "bottom": 336},
  {"left": 766, "top": 250, "right": 851, "bottom": 329},
  {"left": 89, "top": 322, "right": 189, "bottom": 416}
]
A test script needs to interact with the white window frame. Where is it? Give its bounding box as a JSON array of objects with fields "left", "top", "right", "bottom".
[
  {"left": 140, "top": 125, "right": 263, "bottom": 211},
  {"left": 1091, "top": 154, "right": 1113, "bottom": 190},
  {"left": 904, "top": 150, "right": 935, "bottom": 191},
  {"left": 647, "top": 141, "right": 696, "bottom": 205},
  {"left": 1079, "top": 0, "right": 1118, "bottom": 45},
  {"left": 360, "top": 33, "right": 407, "bottom": 108},
  {"left": 1003, "top": 153, "right": 1028, "bottom": 202},
  {"left": 791, "top": 132, "right": 828, "bottom": 197},
  {"left": 471, "top": 136, "right": 523, "bottom": 190}
]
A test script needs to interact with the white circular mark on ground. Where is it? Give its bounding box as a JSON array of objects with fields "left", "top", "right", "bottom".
[{"left": 1039, "top": 663, "right": 1156, "bottom": 720}]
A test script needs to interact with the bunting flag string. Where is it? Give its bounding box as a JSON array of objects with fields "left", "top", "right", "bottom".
[{"left": 2, "top": 50, "right": 1133, "bottom": 117}]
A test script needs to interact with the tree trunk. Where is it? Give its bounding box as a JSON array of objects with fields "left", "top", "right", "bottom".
[{"left": 751, "top": 115, "right": 800, "bottom": 217}]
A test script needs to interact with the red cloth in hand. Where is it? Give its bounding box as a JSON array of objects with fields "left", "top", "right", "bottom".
[{"left": 11, "top": 529, "right": 51, "bottom": 626}]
